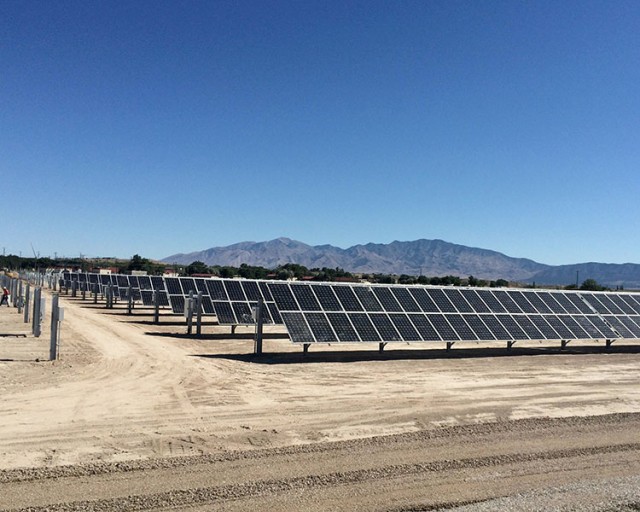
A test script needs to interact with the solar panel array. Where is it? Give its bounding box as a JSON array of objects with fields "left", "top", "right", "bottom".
[
  {"left": 61, "top": 272, "right": 281, "bottom": 325},
  {"left": 59, "top": 272, "right": 640, "bottom": 345},
  {"left": 61, "top": 272, "right": 169, "bottom": 307},
  {"left": 163, "top": 276, "right": 281, "bottom": 323},
  {"left": 267, "top": 281, "right": 640, "bottom": 344}
]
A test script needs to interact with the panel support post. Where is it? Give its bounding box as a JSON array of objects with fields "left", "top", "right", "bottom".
[
  {"left": 153, "top": 289, "right": 160, "bottom": 324},
  {"left": 561, "top": 339, "right": 568, "bottom": 350},
  {"left": 303, "top": 343, "right": 310, "bottom": 354},
  {"left": 50, "top": 294, "right": 60, "bottom": 361},
  {"left": 196, "top": 291, "right": 203, "bottom": 336},
  {"left": 93, "top": 283, "right": 98, "bottom": 304},
  {"left": 446, "top": 341, "right": 454, "bottom": 351},
  {"left": 81, "top": 287, "right": 86, "bottom": 300},
  {"left": 254, "top": 297, "right": 264, "bottom": 355},
  {"left": 186, "top": 291, "right": 194, "bottom": 335},
  {"left": 127, "top": 286, "right": 133, "bottom": 315},
  {"left": 379, "top": 342, "right": 387, "bottom": 353},
  {"left": 507, "top": 340, "right": 515, "bottom": 350},
  {"left": 17, "top": 281, "right": 23, "bottom": 309},
  {"left": 606, "top": 339, "right": 613, "bottom": 350},
  {"left": 32, "top": 287, "right": 42, "bottom": 337},
  {"left": 71, "top": 280, "right": 77, "bottom": 297},
  {"left": 23, "top": 283, "right": 30, "bottom": 323},
  {"left": 231, "top": 325, "right": 236, "bottom": 335}
]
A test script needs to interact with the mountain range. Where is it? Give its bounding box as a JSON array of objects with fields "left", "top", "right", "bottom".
[{"left": 163, "top": 238, "right": 640, "bottom": 288}]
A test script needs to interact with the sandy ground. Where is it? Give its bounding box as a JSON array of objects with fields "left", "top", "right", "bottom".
[{"left": 1, "top": 289, "right": 640, "bottom": 510}]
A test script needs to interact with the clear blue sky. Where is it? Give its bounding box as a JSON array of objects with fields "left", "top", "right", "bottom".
[{"left": 2, "top": 0, "right": 639, "bottom": 265}]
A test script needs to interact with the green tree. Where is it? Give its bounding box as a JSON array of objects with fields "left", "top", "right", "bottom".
[
  {"left": 185, "top": 260, "right": 210, "bottom": 275},
  {"left": 580, "top": 278, "right": 606, "bottom": 291},
  {"left": 398, "top": 274, "right": 416, "bottom": 284},
  {"left": 219, "top": 266, "right": 237, "bottom": 278},
  {"left": 128, "top": 254, "right": 150, "bottom": 272}
]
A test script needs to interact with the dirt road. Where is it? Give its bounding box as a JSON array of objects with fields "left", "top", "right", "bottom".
[{"left": 1, "top": 292, "right": 639, "bottom": 510}]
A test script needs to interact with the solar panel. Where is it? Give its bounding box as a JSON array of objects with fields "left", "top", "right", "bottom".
[
  {"left": 224, "top": 280, "right": 246, "bottom": 301},
  {"left": 116, "top": 275, "right": 129, "bottom": 288},
  {"left": 232, "top": 302, "right": 254, "bottom": 324},
  {"left": 460, "top": 290, "right": 491, "bottom": 313},
  {"left": 201, "top": 296, "right": 215, "bottom": 315},
  {"left": 528, "top": 315, "right": 561, "bottom": 339},
  {"left": 443, "top": 289, "right": 473, "bottom": 313},
  {"left": 480, "top": 315, "right": 512, "bottom": 340},
  {"left": 194, "top": 278, "right": 209, "bottom": 294},
  {"left": 371, "top": 287, "right": 403, "bottom": 312},
  {"left": 427, "top": 289, "right": 457, "bottom": 313},
  {"left": 608, "top": 294, "right": 636, "bottom": 314},
  {"left": 312, "top": 285, "right": 343, "bottom": 310},
  {"left": 258, "top": 281, "right": 274, "bottom": 302},
  {"left": 391, "top": 287, "right": 422, "bottom": 312},
  {"left": 427, "top": 314, "right": 459, "bottom": 340},
  {"left": 165, "top": 277, "right": 183, "bottom": 295},
  {"left": 205, "top": 280, "right": 228, "bottom": 300},
  {"left": 137, "top": 276, "right": 153, "bottom": 290},
  {"left": 495, "top": 315, "right": 528, "bottom": 340},
  {"left": 291, "top": 284, "right": 322, "bottom": 311},
  {"left": 521, "top": 291, "right": 553, "bottom": 314},
  {"left": 557, "top": 315, "right": 589, "bottom": 339},
  {"left": 492, "top": 291, "right": 522, "bottom": 314},
  {"left": 551, "top": 293, "right": 580, "bottom": 314},
  {"left": 407, "top": 288, "right": 440, "bottom": 312},
  {"left": 369, "top": 313, "right": 402, "bottom": 341},
  {"left": 572, "top": 315, "right": 606, "bottom": 338},
  {"left": 464, "top": 314, "right": 495, "bottom": 341},
  {"left": 543, "top": 315, "right": 574, "bottom": 339},
  {"left": 326, "top": 312, "right": 360, "bottom": 342},
  {"left": 352, "top": 287, "right": 384, "bottom": 312},
  {"left": 349, "top": 313, "right": 382, "bottom": 341},
  {"left": 509, "top": 291, "right": 537, "bottom": 314},
  {"left": 269, "top": 283, "right": 299, "bottom": 310},
  {"left": 592, "top": 294, "right": 624, "bottom": 315},
  {"left": 150, "top": 276, "right": 164, "bottom": 290},
  {"left": 537, "top": 292, "right": 567, "bottom": 314},
  {"left": 620, "top": 295, "right": 640, "bottom": 314},
  {"left": 603, "top": 316, "right": 635, "bottom": 338},
  {"left": 621, "top": 316, "right": 640, "bottom": 337},
  {"left": 408, "top": 314, "right": 441, "bottom": 340},
  {"left": 280, "top": 312, "right": 314, "bottom": 343},
  {"left": 476, "top": 290, "right": 507, "bottom": 313},
  {"left": 446, "top": 314, "right": 478, "bottom": 340},
  {"left": 213, "top": 301, "right": 236, "bottom": 325},
  {"left": 333, "top": 285, "right": 365, "bottom": 311},
  {"left": 512, "top": 315, "right": 544, "bottom": 340},
  {"left": 388, "top": 313, "right": 422, "bottom": 341},
  {"left": 581, "top": 315, "right": 618, "bottom": 339},
  {"left": 565, "top": 294, "right": 594, "bottom": 314},
  {"left": 169, "top": 295, "right": 185, "bottom": 315},
  {"left": 305, "top": 312, "right": 337, "bottom": 342},
  {"left": 240, "top": 280, "right": 262, "bottom": 301}
]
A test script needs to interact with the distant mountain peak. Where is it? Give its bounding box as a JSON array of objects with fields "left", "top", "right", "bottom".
[{"left": 162, "top": 237, "right": 640, "bottom": 287}]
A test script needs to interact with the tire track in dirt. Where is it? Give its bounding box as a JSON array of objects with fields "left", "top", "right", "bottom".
[{"left": 5, "top": 442, "right": 640, "bottom": 511}]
